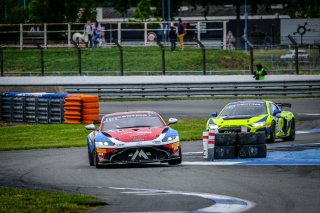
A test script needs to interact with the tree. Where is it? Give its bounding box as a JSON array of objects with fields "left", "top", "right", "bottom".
[
  {"left": 285, "top": 0, "right": 320, "bottom": 18},
  {"left": 27, "top": 0, "right": 96, "bottom": 23},
  {"left": 134, "top": 0, "right": 154, "bottom": 21},
  {"left": 0, "top": 0, "right": 27, "bottom": 23}
]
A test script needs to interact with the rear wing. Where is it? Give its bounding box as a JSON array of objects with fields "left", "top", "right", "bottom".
[{"left": 276, "top": 103, "right": 292, "bottom": 109}]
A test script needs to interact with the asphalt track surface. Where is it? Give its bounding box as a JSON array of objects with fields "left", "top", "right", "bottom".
[{"left": 1, "top": 99, "right": 320, "bottom": 213}]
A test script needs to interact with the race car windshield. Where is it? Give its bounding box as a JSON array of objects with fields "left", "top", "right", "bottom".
[
  {"left": 101, "top": 113, "right": 165, "bottom": 131},
  {"left": 220, "top": 103, "right": 267, "bottom": 117}
]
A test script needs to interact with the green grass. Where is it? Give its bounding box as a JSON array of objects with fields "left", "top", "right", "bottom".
[
  {"left": 0, "top": 118, "right": 208, "bottom": 151},
  {"left": 3, "top": 47, "right": 250, "bottom": 75},
  {"left": 0, "top": 186, "right": 104, "bottom": 213}
]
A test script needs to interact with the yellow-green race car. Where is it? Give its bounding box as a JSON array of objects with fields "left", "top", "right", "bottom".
[{"left": 206, "top": 100, "right": 295, "bottom": 143}]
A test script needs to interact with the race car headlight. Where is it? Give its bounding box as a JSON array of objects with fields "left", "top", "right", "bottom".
[
  {"left": 96, "top": 141, "right": 115, "bottom": 146},
  {"left": 251, "top": 121, "right": 266, "bottom": 127},
  {"left": 162, "top": 136, "right": 177, "bottom": 142},
  {"left": 209, "top": 124, "right": 219, "bottom": 129}
]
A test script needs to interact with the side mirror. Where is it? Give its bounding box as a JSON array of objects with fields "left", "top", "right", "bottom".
[
  {"left": 212, "top": 112, "right": 218, "bottom": 117},
  {"left": 168, "top": 118, "right": 178, "bottom": 125},
  {"left": 85, "top": 124, "right": 96, "bottom": 131},
  {"left": 273, "top": 109, "right": 281, "bottom": 116},
  {"left": 93, "top": 120, "right": 101, "bottom": 124}
]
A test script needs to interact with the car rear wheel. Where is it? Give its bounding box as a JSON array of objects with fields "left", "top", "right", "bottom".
[
  {"left": 283, "top": 120, "right": 295, "bottom": 141},
  {"left": 168, "top": 148, "right": 182, "bottom": 165}
]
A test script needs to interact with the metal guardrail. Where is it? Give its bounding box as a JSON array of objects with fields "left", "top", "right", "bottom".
[{"left": 64, "top": 80, "right": 320, "bottom": 99}]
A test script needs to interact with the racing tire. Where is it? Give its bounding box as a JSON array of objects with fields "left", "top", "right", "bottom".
[
  {"left": 267, "top": 122, "right": 276, "bottom": 143},
  {"left": 88, "top": 144, "right": 94, "bottom": 166},
  {"left": 82, "top": 108, "right": 99, "bottom": 114},
  {"left": 238, "top": 132, "right": 266, "bottom": 145},
  {"left": 82, "top": 114, "right": 100, "bottom": 121},
  {"left": 83, "top": 102, "right": 99, "bottom": 109},
  {"left": 282, "top": 119, "right": 295, "bottom": 142},
  {"left": 64, "top": 101, "right": 82, "bottom": 106},
  {"left": 214, "top": 146, "right": 238, "bottom": 159},
  {"left": 239, "top": 144, "right": 267, "bottom": 158},
  {"left": 215, "top": 133, "right": 237, "bottom": 146},
  {"left": 168, "top": 147, "right": 182, "bottom": 165}
]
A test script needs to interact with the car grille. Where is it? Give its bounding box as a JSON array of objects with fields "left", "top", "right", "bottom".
[
  {"left": 109, "top": 147, "right": 171, "bottom": 163},
  {"left": 219, "top": 127, "right": 251, "bottom": 133}
]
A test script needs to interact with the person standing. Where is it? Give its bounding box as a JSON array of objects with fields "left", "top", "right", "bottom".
[
  {"left": 253, "top": 64, "right": 267, "bottom": 80},
  {"left": 168, "top": 26, "right": 177, "bottom": 51},
  {"left": 84, "top": 20, "right": 93, "bottom": 48},
  {"left": 92, "top": 21, "right": 102, "bottom": 48},
  {"left": 177, "top": 18, "right": 185, "bottom": 50}
]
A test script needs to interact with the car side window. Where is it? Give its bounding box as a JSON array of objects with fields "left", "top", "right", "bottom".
[{"left": 269, "top": 103, "right": 278, "bottom": 115}]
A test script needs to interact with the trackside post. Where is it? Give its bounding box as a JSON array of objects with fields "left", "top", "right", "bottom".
[
  {"left": 156, "top": 38, "right": 166, "bottom": 75},
  {"left": 113, "top": 39, "right": 124, "bottom": 76},
  {"left": 207, "top": 129, "right": 217, "bottom": 161},
  {"left": 193, "top": 37, "right": 206, "bottom": 75},
  {"left": 202, "top": 131, "right": 209, "bottom": 159},
  {"left": 70, "top": 39, "right": 82, "bottom": 76},
  {"left": 0, "top": 46, "right": 3, "bottom": 76}
]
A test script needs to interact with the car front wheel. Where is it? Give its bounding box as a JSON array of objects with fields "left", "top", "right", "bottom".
[
  {"left": 267, "top": 122, "right": 276, "bottom": 143},
  {"left": 88, "top": 144, "right": 94, "bottom": 166}
]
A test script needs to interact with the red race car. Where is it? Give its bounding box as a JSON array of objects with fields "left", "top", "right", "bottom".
[{"left": 86, "top": 111, "right": 181, "bottom": 168}]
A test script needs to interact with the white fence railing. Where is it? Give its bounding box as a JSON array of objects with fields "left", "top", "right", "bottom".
[{"left": 0, "top": 21, "right": 228, "bottom": 50}]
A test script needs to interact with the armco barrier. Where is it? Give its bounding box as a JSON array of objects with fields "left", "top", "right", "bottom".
[
  {"left": 63, "top": 80, "right": 320, "bottom": 99},
  {"left": 0, "top": 75, "right": 320, "bottom": 99}
]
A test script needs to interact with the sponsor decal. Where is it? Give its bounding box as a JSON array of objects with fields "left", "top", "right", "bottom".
[{"left": 129, "top": 150, "right": 151, "bottom": 161}]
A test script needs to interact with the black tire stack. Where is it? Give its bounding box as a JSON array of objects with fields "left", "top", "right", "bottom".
[
  {"left": 238, "top": 132, "right": 267, "bottom": 158},
  {"left": 0, "top": 93, "right": 66, "bottom": 124},
  {"left": 214, "top": 133, "right": 238, "bottom": 159},
  {"left": 214, "top": 132, "right": 267, "bottom": 159}
]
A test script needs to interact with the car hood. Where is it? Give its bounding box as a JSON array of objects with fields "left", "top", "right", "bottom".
[
  {"left": 213, "top": 115, "right": 268, "bottom": 126},
  {"left": 105, "top": 127, "right": 165, "bottom": 142}
]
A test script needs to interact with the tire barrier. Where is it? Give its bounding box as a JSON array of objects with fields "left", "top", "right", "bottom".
[
  {"left": 64, "top": 94, "right": 100, "bottom": 124},
  {"left": 0, "top": 92, "right": 67, "bottom": 123},
  {"left": 203, "top": 131, "right": 267, "bottom": 159},
  {"left": 214, "top": 133, "right": 238, "bottom": 159},
  {"left": 1, "top": 93, "right": 100, "bottom": 124},
  {"left": 64, "top": 96, "right": 82, "bottom": 124}
]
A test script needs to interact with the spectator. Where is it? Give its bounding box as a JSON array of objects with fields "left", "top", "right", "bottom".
[
  {"left": 253, "top": 64, "right": 267, "bottom": 80},
  {"left": 177, "top": 18, "right": 185, "bottom": 50},
  {"left": 168, "top": 26, "right": 177, "bottom": 51},
  {"left": 84, "top": 20, "right": 93, "bottom": 48},
  {"left": 93, "top": 21, "right": 102, "bottom": 48}
]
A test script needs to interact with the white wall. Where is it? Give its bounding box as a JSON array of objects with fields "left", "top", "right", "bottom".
[{"left": 281, "top": 18, "right": 320, "bottom": 45}]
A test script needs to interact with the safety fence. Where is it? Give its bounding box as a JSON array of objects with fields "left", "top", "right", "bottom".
[
  {"left": 63, "top": 80, "right": 320, "bottom": 99},
  {"left": 0, "top": 45, "right": 319, "bottom": 77}
]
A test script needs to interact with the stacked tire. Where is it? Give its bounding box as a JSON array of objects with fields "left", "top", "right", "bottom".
[
  {"left": 213, "top": 132, "right": 267, "bottom": 159},
  {"left": 64, "top": 94, "right": 100, "bottom": 124},
  {"left": 214, "top": 133, "right": 238, "bottom": 159},
  {"left": 64, "top": 96, "right": 82, "bottom": 124},
  {"left": 80, "top": 95, "right": 100, "bottom": 124},
  {"left": 238, "top": 132, "right": 266, "bottom": 158}
]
